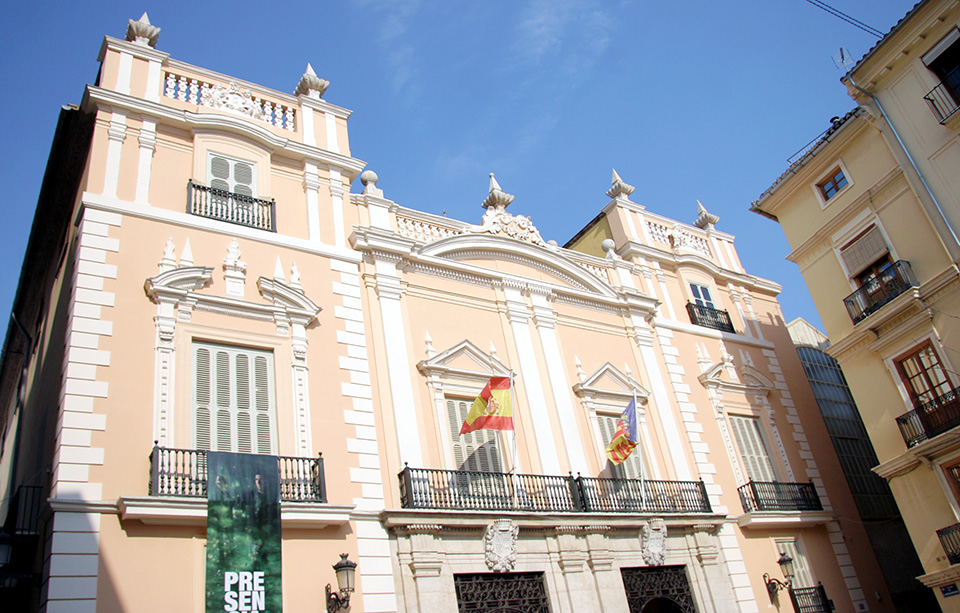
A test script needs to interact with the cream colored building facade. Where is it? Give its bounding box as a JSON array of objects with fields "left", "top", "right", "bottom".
[
  {"left": 752, "top": 1, "right": 960, "bottom": 611},
  {"left": 0, "top": 14, "right": 893, "bottom": 613}
]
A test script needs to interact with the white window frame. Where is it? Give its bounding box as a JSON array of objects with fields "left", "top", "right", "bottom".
[
  {"left": 207, "top": 152, "right": 257, "bottom": 196},
  {"left": 728, "top": 413, "right": 778, "bottom": 483},
  {"left": 193, "top": 341, "right": 278, "bottom": 455},
  {"left": 811, "top": 158, "right": 854, "bottom": 209},
  {"left": 774, "top": 538, "right": 816, "bottom": 588},
  {"left": 689, "top": 283, "right": 715, "bottom": 309}
]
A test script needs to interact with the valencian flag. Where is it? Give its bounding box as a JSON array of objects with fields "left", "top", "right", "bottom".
[
  {"left": 605, "top": 398, "right": 638, "bottom": 465},
  {"left": 460, "top": 377, "right": 514, "bottom": 434}
]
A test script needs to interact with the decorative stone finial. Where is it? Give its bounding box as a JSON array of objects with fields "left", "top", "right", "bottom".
[
  {"left": 601, "top": 238, "right": 618, "bottom": 259},
  {"left": 360, "top": 169, "right": 383, "bottom": 197},
  {"left": 606, "top": 169, "right": 635, "bottom": 200},
  {"left": 482, "top": 173, "right": 515, "bottom": 210},
  {"left": 126, "top": 13, "right": 160, "bottom": 48},
  {"left": 295, "top": 63, "right": 329, "bottom": 99},
  {"left": 693, "top": 200, "right": 720, "bottom": 229}
]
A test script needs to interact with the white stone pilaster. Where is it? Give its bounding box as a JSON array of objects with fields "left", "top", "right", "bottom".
[
  {"left": 530, "top": 291, "right": 587, "bottom": 475},
  {"left": 503, "top": 285, "right": 560, "bottom": 474},
  {"left": 329, "top": 168, "right": 346, "bottom": 248},
  {"left": 135, "top": 116, "right": 156, "bottom": 204},
  {"left": 372, "top": 256, "right": 422, "bottom": 466},
  {"left": 324, "top": 111, "right": 340, "bottom": 153},
  {"left": 102, "top": 109, "right": 127, "bottom": 198},
  {"left": 303, "top": 161, "right": 321, "bottom": 242}
]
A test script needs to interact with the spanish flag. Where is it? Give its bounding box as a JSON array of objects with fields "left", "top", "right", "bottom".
[
  {"left": 605, "top": 398, "right": 638, "bottom": 465},
  {"left": 460, "top": 377, "right": 514, "bottom": 435}
]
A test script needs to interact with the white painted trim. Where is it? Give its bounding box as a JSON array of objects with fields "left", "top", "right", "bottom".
[
  {"left": 653, "top": 317, "right": 775, "bottom": 349},
  {"left": 102, "top": 109, "right": 126, "bottom": 198},
  {"left": 330, "top": 168, "right": 346, "bottom": 248},
  {"left": 116, "top": 51, "right": 132, "bottom": 95},
  {"left": 135, "top": 116, "right": 156, "bottom": 204},
  {"left": 301, "top": 104, "right": 316, "bottom": 146},
  {"left": 374, "top": 258, "right": 423, "bottom": 466},
  {"left": 80, "top": 192, "right": 362, "bottom": 263},
  {"left": 325, "top": 111, "right": 340, "bottom": 153},
  {"left": 304, "top": 161, "right": 321, "bottom": 242},
  {"left": 145, "top": 59, "right": 162, "bottom": 102},
  {"left": 504, "top": 287, "right": 560, "bottom": 474},
  {"left": 812, "top": 158, "right": 855, "bottom": 209},
  {"left": 531, "top": 293, "right": 588, "bottom": 475}
]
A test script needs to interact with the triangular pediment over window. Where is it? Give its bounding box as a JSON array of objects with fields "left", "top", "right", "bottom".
[
  {"left": 573, "top": 362, "right": 649, "bottom": 405},
  {"left": 417, "top": 339, "right": 512, "bottom": 384}
]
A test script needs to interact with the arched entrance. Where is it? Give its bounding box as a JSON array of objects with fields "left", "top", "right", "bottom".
[{"left": 641, "top": 597, "right": 686, "bottom": 613}]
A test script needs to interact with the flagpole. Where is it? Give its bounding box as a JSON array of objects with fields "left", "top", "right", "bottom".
[
  {"left": 636, "top": 389, "right": 646, "bottom": 510},
  {"left": 509, "top": 370, "right": 520, "bottom": 508}
]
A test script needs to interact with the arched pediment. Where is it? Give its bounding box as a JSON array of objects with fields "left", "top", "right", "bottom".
[
  {"left": 417, "top": 339, "right": 512, "bottom": 383},
  {"left": 573, "top": 362, "right": 649, "bottom": 404},
  {"left": 419, "top": 234, "right": 616, "bottom": 297}
]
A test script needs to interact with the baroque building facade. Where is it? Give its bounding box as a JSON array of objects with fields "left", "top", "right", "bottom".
[
  {"left": 752, "top": 1, "right": 960, "bottom": 611},
  {"left": 0, "top": 14, "right": 893, "bottom": 613}
]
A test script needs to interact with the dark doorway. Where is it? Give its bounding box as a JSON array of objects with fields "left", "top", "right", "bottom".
[{"left": 621, "top": 565, "right": 696, "bottom": 613}]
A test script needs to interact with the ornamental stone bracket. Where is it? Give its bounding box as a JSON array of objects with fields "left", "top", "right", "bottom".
[{"left": 485, "top": 519, "right": 519, "bottom": 573}]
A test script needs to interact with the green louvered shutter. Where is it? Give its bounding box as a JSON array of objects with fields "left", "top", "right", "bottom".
[{"left": 194, "top": 342, "right": 276, "bottom": 454}]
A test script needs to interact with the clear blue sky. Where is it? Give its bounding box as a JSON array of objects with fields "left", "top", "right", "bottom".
[{"left": 0, "top": 1, "right": 917, "bottom": 333}]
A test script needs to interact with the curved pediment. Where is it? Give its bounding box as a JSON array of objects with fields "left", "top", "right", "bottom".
[
  {"left": 699, "top": 360, "right": 773, "bottom": 396},
  {"left": 420, "top": 234, "right": 616, "bottom": 297}
]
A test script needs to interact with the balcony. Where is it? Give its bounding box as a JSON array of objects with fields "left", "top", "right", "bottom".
[
  {"left": 187, "top": 181, "right": 276, "bottom": 232},
  {"left": 737, "top": 481, "right": 822, "bottom": 513},
  {"left": 843, "top": 260, "right": 918, "bottom": 324},
  {"left": 938, "top": 522, "right": 960, "bottom": 565},
  {"left": 685, "top": 302, "right": 735, "bottom": 333},
  {"left": 896, "top": 385, "right": 960, "bottom": 448},
  {"left": 150, "top": 446, "right": 326, "bottom": 502},
  {"left": 398, "top": 466, "right": 712, "bottom": 514},
  {"left": 790, "top": 585, "right": 831, "bottom": 613},
  {"left": 924, "top": 67, "right": 960, "bottom": 125}
]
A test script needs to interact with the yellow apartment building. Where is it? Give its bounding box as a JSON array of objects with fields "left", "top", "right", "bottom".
[
  {"left": 0, "top": 13, "right": 895, "bottom": 613},
  {"left": 752, "top": 1, "right": 960, "bottom": 611}
]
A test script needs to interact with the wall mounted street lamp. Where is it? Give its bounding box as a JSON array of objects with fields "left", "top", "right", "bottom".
[
  {"left": 326, "top": 553, "right": 358, "bottom": 612},
  {"left": 763, "top": 553, "right": 795, "bottom": 597}
]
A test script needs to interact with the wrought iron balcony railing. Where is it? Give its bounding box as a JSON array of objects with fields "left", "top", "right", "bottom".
[
  {"left": 150, "top": 445, "right": 326, "bottom": 502},
  {"left": 843, "top": 260, "right": 918, "bottom": 324},
  {"left": 187, "top": 181, "right": 277, "bottom": 232},
  {"left": 737, "top": 480, "right": 822, "bottom": 512},
  {"left": 3, "top": 485, "right": 43, "bottom": 536},
  {"left": 924, "top": 67, "right": 960, "bottom": 124},
  {"left": 896, "top": 385, "right": 960, "bottom": 448},
  {"left": 685, "top": 302, "right": 736, "bottom": 333},
  {"left": 790, "top": 584, "right": 831, "bottom": 613},
  {"left": 938, "top": 522, "right": 960, "bottom": 565},
  {"left": 398, "top": 466, "right": 712, "bottom": 514}
]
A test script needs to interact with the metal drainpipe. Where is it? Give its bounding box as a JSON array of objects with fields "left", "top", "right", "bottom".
[{"left": 846, "top": 75, "right": 960, "bottom": 253}]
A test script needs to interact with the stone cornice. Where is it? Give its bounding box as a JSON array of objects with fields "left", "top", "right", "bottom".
[
  {"left": 846, "top": 1, "right": 960, "bottom": 94},
  {"left": 117, "top": 496, "right": 354, "bottom": 527},
  {"left": 99, "top": 35, "right": 170, "bottom": 64},
  {"left": 785, "top": 166, "right": 907, "bottom": 267},
  {"left": 620, "top": 241, "right": 781, "bottom": 295},
  {"left": 83, "top": 86, "right": 366, "bottom": 177},
  {"left": 379, "top": 508, "right": 726, "bottom": 531},
  {"left": 81, "top": 193, "right": 362, "bottom": 264},
  {"left": 874, "top": 427, "right": 960, "bottom": 480},
  {"left": 735, "top": 510, "right": 835, "bottom": 529},
  {"left": 652, "top": 318, "right": 775, "bottom": 349}
]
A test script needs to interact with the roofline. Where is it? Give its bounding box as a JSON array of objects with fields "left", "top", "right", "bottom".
[{"left": 845, "top": 1, "right": 928, "bottom": 78}]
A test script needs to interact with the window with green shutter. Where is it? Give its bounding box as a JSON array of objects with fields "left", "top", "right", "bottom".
[
  {"left": 194, "top": 342, "right": 276, "bottom": 454},
  {"left": 446, "top": 398, "right": 502, "bottom": 473},
  {"left": 207, "top": 153, "right": 256, "bottom": 196}
]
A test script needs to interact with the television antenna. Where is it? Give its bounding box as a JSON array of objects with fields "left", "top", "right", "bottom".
[{"left": 832, "top": 47, "right": 854, "bottom": 71}]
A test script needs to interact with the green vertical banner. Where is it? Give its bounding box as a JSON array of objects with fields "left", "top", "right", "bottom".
[{"left": 206, "top": 452, "right": 283, "bottom": 612}]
